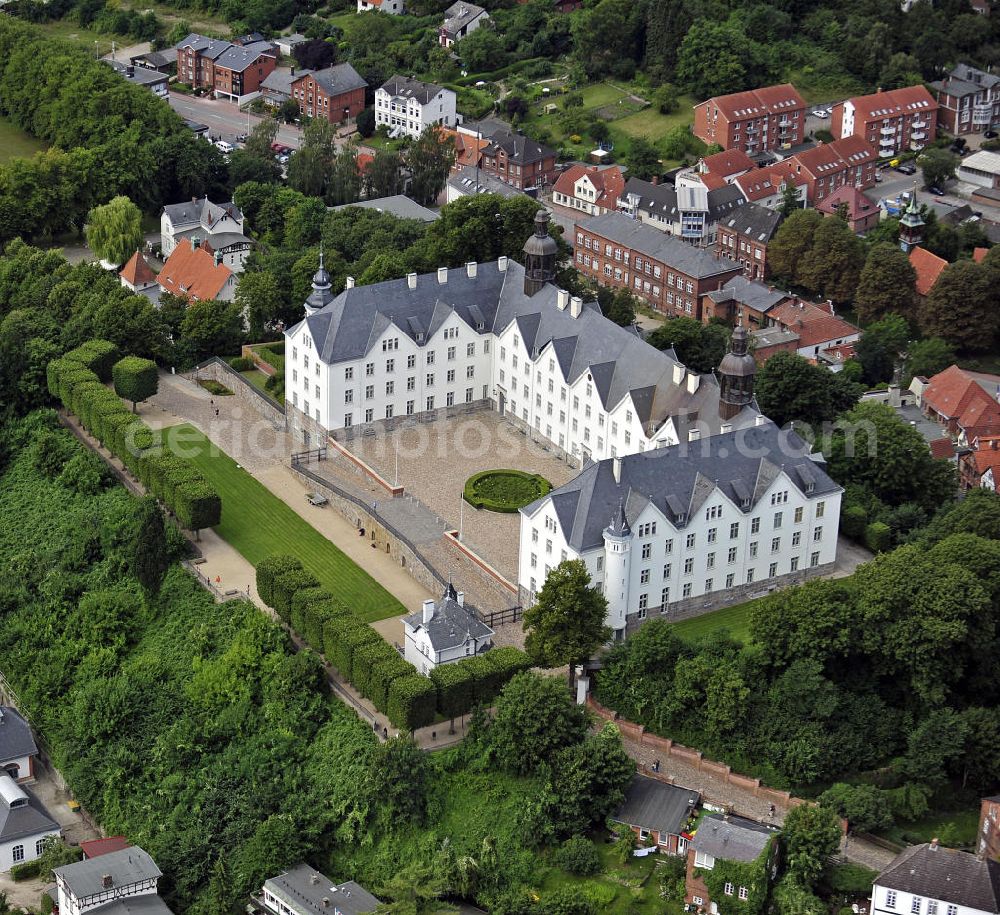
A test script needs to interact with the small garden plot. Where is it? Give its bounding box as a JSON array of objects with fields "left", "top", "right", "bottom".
[
  {"left": 464, "top": 469, "right": 552, "bottom": 512},
  {"left": 198, "top": 379, "right": 233, "bottom": 396}
]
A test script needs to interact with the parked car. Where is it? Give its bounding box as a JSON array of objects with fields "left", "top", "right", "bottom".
[
  {"left": 813, "top": 108, "right": 830, "bottom": 118},
  {"left": 985, "top": 130, "right": 998, "bottom": 139},
  {"left": 215, "top": 140, "right": 233, "bottom": 154},
  {"left": 897, "top": 162, "right": 917, "bottom": 175},
  {"left": 927, "top": 185, "right": 946, "bottom": 196},
  {"left": 236, "top": 133, "right": 248, "bottom": 143}
]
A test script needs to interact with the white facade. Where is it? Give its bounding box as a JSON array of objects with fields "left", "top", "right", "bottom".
[
  {"left": 518, "top": 453, "right": 841, "bottom": 632},
  {"left": 553, "top": 173, "right": 615, "bottom": 216},
  {"left": 402, "top": 591, "right": 493, "bottom": 674},
  {"left": 160, "top": 202, "right": 244, "bottom": 258},
  {"left": 1, "top": 755, "right": 33, "bottom": 783},
  {"left": 1, "top": 829, "right": 60, "bottom": 874},
  {"left": 374, "top": 84, "right": 457, "bottom": 139},
  {"left": 0, "top": 773, "right": 60, "bottom": 873},
  {"left": 871, "top": 882, "right": 995, "bottom": 915},
  {"left": 285, "top": 264, "right": 703, "bottom": 463},
  {"left": 358, "top": 0, "right": 404, "bottom": 13},
  {"left": 55, "top": 848, "right": 163, "bottom": 915}
]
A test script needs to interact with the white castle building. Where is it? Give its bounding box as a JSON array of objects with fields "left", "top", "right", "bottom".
[
  {"left": 284, "top": 212, "right": 760, "bottom": 461},
  {"left": 517, "top": 415, "right": 843, "bottom": 636}
]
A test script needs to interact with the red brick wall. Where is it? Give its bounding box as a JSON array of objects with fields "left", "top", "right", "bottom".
[{"left": 980, "top": 798, "right": 1000, "bottom": 861}]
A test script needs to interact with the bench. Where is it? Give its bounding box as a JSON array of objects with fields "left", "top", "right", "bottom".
[{"left": 306, "top": 492, "right": 328, "bottom": 506}]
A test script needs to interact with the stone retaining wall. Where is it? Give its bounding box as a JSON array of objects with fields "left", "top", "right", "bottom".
[{"left": 191, "top": 360, "right": 286, "bottom": 431}]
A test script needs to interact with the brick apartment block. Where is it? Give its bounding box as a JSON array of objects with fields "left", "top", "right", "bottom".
[{"left": 693, "top": 84, "right": 807, "bottom": 154}]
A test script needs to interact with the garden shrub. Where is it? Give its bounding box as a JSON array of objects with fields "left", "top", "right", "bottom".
[
  {"left": 552, "top": 835, "right": 602, "bottom": 876},
  {"left": 272, "top": 569, "right": 320, "bottom": 622},
  {"left": 429, "top": 661, "right": 476, "bottom": 720},
  {"left": 463, "top": 469, "right": 551, "bottom": 512},
  {"left": 387, "top": 675, "right": 437, "bottom": 731},
  {"left": 352, "top": 640, "right": 397, "bottom": 701},
  {"left": 198, "top": 379, "right": 233, "bottom": 396},
  {"left": 65, "top": 339, "right": 120, "bottom": 381},
  {"left": 462, "top": 654, "right": 500, "bottom": 703},
  {"left": 304, "top": 599, "right": 349, "bottom": 653},
  {"left": 484, "top": 646, "right": 532, "bottom": 683},
  {"left": 9, "top": 860, "right": 41, "bottom": 881},
  {"left": 112, "top": 356, "right": 158, "bottom": 410},
  {"left": 865, "top": 521, "right": 891, "bottom": 553},
  {"left": 174, "top": 480, "right": 221, "bottom": 533},
  {"left": 228, "top": 356, "right": 253, "bottom": 372},
  {"left": 324, "top": 614, "right": 371, "bottom": 676},
  {"left": 841, "top": 504, "right": 868, "bottom": 540},
  {"left": 256, "top": 555, "right": 303, "bottom": 607}
]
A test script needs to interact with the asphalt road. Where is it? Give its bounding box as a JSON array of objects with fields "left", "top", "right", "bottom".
[{"left": 167, "top": 92, "right": 304, "bottom": 149}]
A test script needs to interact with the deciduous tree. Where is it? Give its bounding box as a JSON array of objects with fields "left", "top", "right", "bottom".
[
  {"left": 854, "top": 243, "right": 917, "bottom": 325},
  {"left": 754, "top": 351, "right": 861, "bottom": 429},
  {"left": 112, "top": 355, "right": 158, "bottom": 412},
  {"left": 407, "top": 126, "right": 456, "bottom": 206},
  {"left": 781, "top": 804, "right": 841, "bottom": 887},
  {"left": 85, "top": 196, "right": 143, "bottom": 268},
  {"left": 919, "top": 260, "right": 996, "bottom": 351}
]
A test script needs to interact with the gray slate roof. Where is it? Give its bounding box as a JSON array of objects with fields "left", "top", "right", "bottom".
[
  {"left": 612, "top": 776, "right": 700, "bottom": 837},
  {"left": 581, "top": 212, "right": 741, "bottom": 279},
  {"left": 707, "top": 276, "right": 788, "bottom": 313},
  {"left": 877, "top": 844, "right": 1000, "bottom": 913},
  {"left": 379, "top": 75, "right": 446, "bottom": 105},
  {"left": 332, "top": 196, "right": 439, "bottom": 221},
  {"left": 162, "top": 198, "right": 242, "bottom": 232},
  {"left": 483, "top": 128, "right": 555, "bottom": 166},
  {"left": 622, "top": 177, "right": 746, "bottom": 224},
  {"left": 174, "top": 33, "right": 231, "bottom": 60},
  {"left": 0, "top": 779, "right": 60, "bottom": 844},
  {"left": 306, "top": 63, "right": 368, "bottom": 97},
  {"left": 131, "top": 49, "right": 177, "bottom": 69},
  {"left": 295, "top": 258, "right": 734, "bottom": 437},
  {"left": 262, "top": 68, "right": 301, "bottom": 96},
  {"left": 525, "top": 422, "right": 837, "bottom": 552},
  {"left": 82, "top": 896, "right": 174, "bottom": 915},
  {"left": 215, "top": 41, "right": 275, "bottom": 72},
  {"left": 691, "top": 814, "right": 775, "bottom": 864},
  {"left": 448, "top": 165, "right": 528, "bottom": 199},
  {"left": 55, "top": 848, "right": 162, "bottom": 900},
  {"left": 403, "top": 584, "right": 493, "bottom": 652},
  {"left": 264, "top": 864, "right": 379, "bottom": 915},
  {"left": 718, "top": 203, "right": 782, "bottom": 243},
  {"left": 0, "top": 707, "right": 38, "bottom": 763},
  {"left": 442, "top": 1, "right": 488, "bottom": 33}
]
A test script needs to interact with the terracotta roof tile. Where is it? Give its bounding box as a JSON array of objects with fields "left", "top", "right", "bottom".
[
  {"left": 816, "top": 185, "right": 878, "bottom": 218},
  {"left": 553, "top": 164, "right": 625, "bottom": 209},
  {"left": 846, "top": 85, "right": 937, "bottom": 121},
  {"left": 923, "top": 365, "right": 1000, "bottom": 440},
  {"left": 930, "top": 437, "right": 956, "bottom": 459},
  {"left": 769, "top": 300, "right": 860, "bottom": 348},
  {"left": 909, "top": 246, "right": 948, "bottom": 296},
  {"left": 698, "top": 83, "right": 806, "bottom": 121},
  {"left": 701, "top": 148, "right": 756, "bottom": 180},
  {"left": 974, "top": 246, "right": 989, "bottom": 263},
  {"left": 119, "top": 251, "right": 157, "bottom": 287},
  {"left": 158, "top": 241, "right": 233, "bottom": 301}
]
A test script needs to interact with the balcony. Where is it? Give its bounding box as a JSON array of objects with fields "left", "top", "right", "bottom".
[
  {"left": 911, "top": 119, "right": 928, "bottom": 129},
  {"left": 778, "top": 117, "right": 790, "bottom": 127},
  {"left": 746, "top": 124, "right": 759, "bottom": 134},
  {"left": 880, "top": 125, "right": 896, "bottom": 136},
  {"left": 911, "top": 130, "right": 927, "bottom": 141}
]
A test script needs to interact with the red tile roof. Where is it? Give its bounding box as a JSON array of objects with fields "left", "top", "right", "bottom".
[
  {"left": 846, "top": 85, "right": 937, "bottom": 122},
  {"left": 974, "top": 247, "right": 989, "bottom": 263},
  {"left": 701, "top": 148, "right": 755, "bottom": 180},
  {"left": 700, "top": 83, "right": 806, "bottom": 120},
  {"left": 158, "top": 241, "right": 233, "bottom": 301},
  {"left": 734, "top": 166, "right": 800, "bottom": 202},
  {"left": 769, "top": 300, "right": 861, "bottom": 348},
  {"left": 119, "top": 251, "right": 157, "bottom": 288},
  {"left": 783, "top": 137, "right": 877, "bottom": 179},
  {"left": 923, "top": 364, "right": 1000, "bottom": 440},
  {"left": 81, "top": 837, "right": 131, "bottom": 859},
  {"left": 908, "top": 246, "right": 948, "bottom": 297},
  {"left": 816, "top": 185, "right": 878, "bottom": 219},
  {"left": 929, "top": 436, "right": 956, "bottom": 460},
  {"left": 823, "top": 342, "right": 857, "bottom": 362},
  {"left": 553, "top": 164, "right": 625, "bottom": 209},
  {"left": 970, "top": 437, "right": 1000, "bottom": 474}
]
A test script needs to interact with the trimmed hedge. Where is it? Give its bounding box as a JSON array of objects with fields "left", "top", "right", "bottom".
[
  {"left": 841, "top": 504, "right": 867, "bottom": 540},
  {"left": 324, "top": 614, "right": 372, "bottom": 676},
  {"left": 48, "top": 349, "right": 221, "bottom": 534},
  {"left": 229, "top": 356, "right": 253, "bottom": 372},
  {"left": 256, "top": 555, "right": 303, "bottom": 607},
  {"left": 290, "top": 585, "right": 329, "bottom": 640},
  {"left": 865, "top": 521, "right": 891, "bottom": 553},
  {"left": 272, "top": 569, "right": 320, "bottom": 623},
  {"left": 304, "top": 598, "right": 349, "bottom": 653},
  {"left": 430, "top": 661, "right": 477, "bottom": 720},
  {"left": 369, "top": 655, "right": 416, "bottom": 712},
  {"left": 463, "top": 469, "right": 552, "bottom": 512},
  {"left": 388, "top": 675, "right": 437, "bottom": 731},
  {"left": 353, "top": 640, "right": 398, "bottom": 701}
]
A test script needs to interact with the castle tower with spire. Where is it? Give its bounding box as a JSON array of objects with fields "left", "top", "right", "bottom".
[
  {"left": 303, "top": 248, "right": 333, "bottom": 316},
  {"left": 717, "top": 325, "right": 756, "bottom": 421},
  {"left": 522, "top": 209, "right": 558, "bottom": 296},
  {"left": 602, "top": 491, "right": 631, "bottom": 633},
  {"left": 899, "top": 189, "right": 925, "bottom": 253}
]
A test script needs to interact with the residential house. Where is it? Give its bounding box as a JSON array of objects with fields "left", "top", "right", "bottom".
[
  {"left": 611, "top": 776, "right": 700, "bottom": 856},
  {"left": 480, "top": 128, "right": 558, "bottom": 191},
  {"left": 908, "top": 246, "right": 948, "bottom": 298},
  {"left": 103, "top": 60, "right": 168, "bottom": 98},
  {"left": 618, "top": 174, "right": 747, "bottom": 248},
  {"left": 0, "top": 772, "right": 61, "bottom": 873},
  {"left": 761, "top": 299, "right": 861, "bottom": 361},
  {"left": 261, "top": 68, "right": 300, "bottom": 107},
  {"left": 375, "top": 76, "right": 457, "bottom": 139},
  {"left": 274, "top": 33, "right": 307, "bottom": 56},
  {"left": 871, "top": 841, "right": 1000, "bottom": 915},
  {"left": 817, "top": 342, "right": 859, "bottom": 373},
  {"left": 693, "top": 84, "right": 807, "bottom": 154},
  {"left": 118, "top": 251, "right": 160, "bottom": 303},
  {"left": 958, "top": 435, "right": 1000, "bottom": 489},
  {"left": 831, "top": 86, "right": 938, "bottom": 158},
  {"left": 439, "top": 1, "right": 490, "bottom": 47},
  {"left": 575, "top": 211, "right": 743, "bottom": 318},
  {"left": 519, "top": 410, "right": 842, "bottom": 633},
  {"left": 701, "top": 276, "right": 796, "bottom": 328},
  {"left": 157, "top": 238, "right": 237, "bottom": 303},
  {"left": 160, "top": 197, "right": 248, "bottom": 264},
  {"left": 402, "top": 583, "right": 494, "bottom": 675},
  {"left": 714, "top": 205, "right": 782, "bottom": 279},
  {"left": 552, "top": 164, "right": 625, "bottom": 216},
  {"left": 686, "top": 814, "right": 780, "bottom": 915},
  {"left": 733, "top": 167, "right": 807, "bottom": 211},
  {"left": 285, "top": 212, "right": 752, "bottom": 466},
  {"left": 129, "top": 49, "right": 176, "bottom": 72},
  {"left": 290, "top": 64, "right": 367, "bottom": 124},
  {"left": 980, "top": 796, "right": 1000, "bottom": 861},
  {"left": 749, "top": 326, "right": 801, "bottom": 364},
  {"left": 958, "top": 150, "right": 1000, "bottom": 191},
  {"left": 0, "top": 707, "right": 38, "bottom": 783},
  {"left": 79, "top": 838, "right": 131, "bottom": 861},
  {"left": 53, "top": 847, "right": 173, "bottom": 915},
  {"left": 698, "top": 148, "right": 756, "bottom": 185},
  {"left": 174, "top": 33, "right": 276, "bottom": 100},
  {"left": 358, "top": 0, "right": 404, "bottom": 13},
  {"left": 932, "top": 64, "right": 1000, "bottom": 136},
  {"left": 769, "top": 137, "right": 879, "bottom": 206},
  {"left": 920, "top": 364, "right": 1000, "bottom": 445},
  {"left": 816, "top": 185, "right": 881, "bottom": 234},
  {"left": 259, "top": 864, "right": 379, "bottom": 915}
]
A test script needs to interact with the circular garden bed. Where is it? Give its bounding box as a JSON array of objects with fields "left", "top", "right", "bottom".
[{"left": 463, "top": 469, "right": 552, "bottom": 513}]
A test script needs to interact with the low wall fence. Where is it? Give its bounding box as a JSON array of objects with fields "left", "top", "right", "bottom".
[
  {"left": 327, "top": 437, "right": 403, "bottom": 496},
  {"left": 443, "top": 529, "right": 519, "bottom": 596},
  {"left": 190, "top": 357, "right": 286, "bottom": 429}
]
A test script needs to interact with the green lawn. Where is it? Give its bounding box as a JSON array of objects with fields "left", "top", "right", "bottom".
[
  {"left": 240, "top": 369, "right": 271, "bottom": 394},
  {"left": 0, "top": 117, "right": 47, "bottom": 164},
  {"left": 156, "top": 423, "right": 405, "bottom": 622},
  {"left": 879, "top": 808, "right": 980, "bottom": 850},
  {"left": 667, "top": 594, "right": 771, "bottom": 644}
]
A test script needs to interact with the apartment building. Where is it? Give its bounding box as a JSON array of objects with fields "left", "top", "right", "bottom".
[
  {"left": 932, "top": 64, "right": 1000, "bottom": 136},
  {"left": 552, "top": 164, "right": 625, "bottom": 216},
  {"left": 480, "top": 128, "right": 558, "bottom": 190},
  {"left": 374, "top": 76, "right": 457, "bottom": 139},
  {"left": 575, "top": 212, "right": 742, "bottom": 318},
  {"left": 290, "top": 64, "right": 367, "bottom": 124},
  {"left": 770, "top": 136, "right": 879, "bottom": 205},
  {"left": 714, "top": 204, "right": 782, "bottom": 279},
  {"left": 831, "top": 86, "right": 938, "bottom": 158},
  {"left": 174, "top": 33, "right": 276, "bottom": 99},
  {"left": 693, "top": 84, "right": 807, "bottom": 154}
]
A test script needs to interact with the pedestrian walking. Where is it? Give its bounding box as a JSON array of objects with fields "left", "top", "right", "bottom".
[{"left": 215, "top": 408, "right": 220, "bottom": 417}]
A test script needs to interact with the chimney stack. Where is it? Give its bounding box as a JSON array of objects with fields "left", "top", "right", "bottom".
[
  {"left": 422, "top": 599, "right": 435, "bottom": 625},
  {"left": 466, "top": 261, "right": 477, "bottom": 278},
  {"left": 556, "top": 289, "right": 569, "bottom": 310},
  {"left": 930, "top": 838, "right": 939, "bottom": 850},
  {"left": 498, "top": 255, "right": 508, "bottom": 271},
  {"left": 311, "top": 875, "right": 320, "bottom": 885},
  {"left": 407, "top": 272, "right": 417, "bottom": 290},
  {"left": 456, "top": 591, "right": 465, "bottom": 606},
  {"left": 570, "top": 296, "right": 583, "bottom": 318},
  {"left": 102, "top": 876, "right": 113, "bottom": 890},
  {"left": 673, "top": 363, "right": 685, "bottom": 385},
  {"left": 686, "top": 373, "right": 700, "bottom": 394},
  {"left": 191, "top": 236, "right": 201, "bottom": 250},
  {"left": 437, "top": 266, "right": 448, "bottom": 284},
  {"left": 755, "top": 413, "right": 767, "bottom": 426},
  {"left": 345, "top": 276, "right": 355, "bottom": 289}
]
